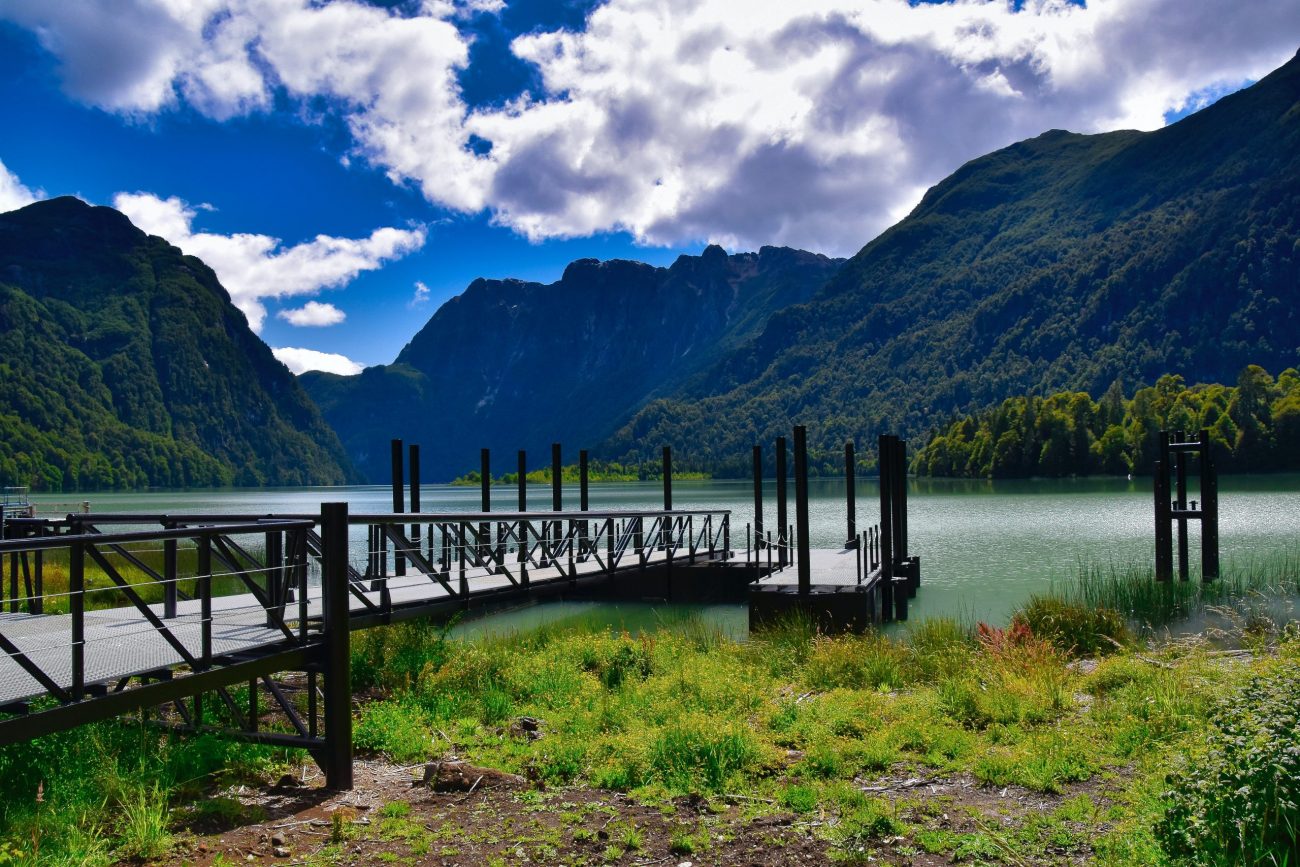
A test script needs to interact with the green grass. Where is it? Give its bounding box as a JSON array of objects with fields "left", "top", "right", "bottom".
[
  {"left": 3, "top": 575, "right": 1296, "bottom": 865},
  {"left": 1057, "top": 548, "right": 1300, "bottom": 632}
]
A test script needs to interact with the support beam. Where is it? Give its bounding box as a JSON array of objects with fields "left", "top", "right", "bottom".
[
  {"left": 1175, "top": 431, "right": 1189, "bottom": 581},
  {"left": 1154, "top": 434, "right": 1172, "bottom": 582},
  {"left": 752, "top": 445, "right": 764, "bottom": 550},
  {"left": 551, "top": 443, "right": 562, "bottom": 511},
  {"left": 662, "top": 446, "right": 673, "bottom": 511},
  {"left": 390, "top": 439, "right": 405, "bottom": 577},
  {"left": 845, "top": 441, "right": 856, "bottom": 548},
  {"left": 1200, "top": 428, "right": 1219, "bottom": 580},
  {"left": 321, "top": 502, "right": 353, "bottom": 790},
  {"left": 878, "top": 435, "right": 895, "bottom": 622},
  {"left": 776, "top": 436, "right": 788, "bottom": 568},
  {"left": 793, "top": 425, "right": 811, "bottom": 595},
  {"left": 409, "top": 444, "right": 421, "bottom": 551},
  {"left": 517, "top": 450, "right": 527, "bottom": 511}
]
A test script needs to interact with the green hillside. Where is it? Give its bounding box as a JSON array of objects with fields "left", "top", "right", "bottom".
[
  {"left": 914, "top": 365, "right": 1300, "bottom": 478},
  {"left": 0, "top": 197, "right": 358, "bottom": 490},
  {"left": 604, "top": 50, "right": 1300, "bottom": 475}
]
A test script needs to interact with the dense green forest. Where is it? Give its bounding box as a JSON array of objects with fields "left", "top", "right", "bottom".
[
  {"left": 0, "top": 197, "right": 357, "bottom": 492},
  {"left": 914, "top": 365, "right": 1300, "bottom": 478}
]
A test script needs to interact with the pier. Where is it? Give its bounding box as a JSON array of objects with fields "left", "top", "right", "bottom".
[{"left": 0, "top": 428, "right": 919, "bottom": 790}]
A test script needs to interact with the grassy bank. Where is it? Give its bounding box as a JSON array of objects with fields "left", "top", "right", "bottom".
[{"left": 1, "top": 592, "right": 1297, "bottom": 864}]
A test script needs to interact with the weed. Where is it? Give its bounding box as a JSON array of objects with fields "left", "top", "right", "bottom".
[{"left": 115, "top": 783, "right": 172, "bottom": 861}]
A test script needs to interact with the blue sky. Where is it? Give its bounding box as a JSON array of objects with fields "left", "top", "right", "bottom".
[{"left": 1, "top": 1, "right": 1297, "bottom": 372}]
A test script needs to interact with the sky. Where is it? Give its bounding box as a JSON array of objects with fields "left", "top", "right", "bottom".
[{"left": 0, "top": 1, "right": 1297, "bottom": 374}]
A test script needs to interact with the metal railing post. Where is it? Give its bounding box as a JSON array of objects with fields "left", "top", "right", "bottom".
[{"left": 70, "top": 540, "right": 84, "bottom": 701}]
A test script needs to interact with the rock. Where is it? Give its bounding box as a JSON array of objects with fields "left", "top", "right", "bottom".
[
  {"left": 273, "top": 846, "right": 290, "bottom": 858},
  {"left": 270, "top": 832, "right": 286, "bottom": 847},
  {"left": 420, "top": 760, "right": 524, "bottom": 792},
  {"left": 275, "top": 773, "right": 302, "bottom": 788}
]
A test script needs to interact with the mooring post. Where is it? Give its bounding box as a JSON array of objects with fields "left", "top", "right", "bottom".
[
  {"left": 776, "top": 436, "right": 788, "bottom": 568},
  {"left": 752, "top": 445, "right": 764, "bottom": 553},
  {"left": 663, "top": 446, "right": 673, "bottom": 511},
  {"left": 793, "top": 425, "right": 811, "bottom": 595},
  {"left": 879, "top": 435, "right": 895, "bottom": 622},
  {"left": 551, "top": 443, "right": 562, "bottom": 564},
  {"left": 1200, "top": 428, "right": 1219, "bottom": 580},
  {"left": 1154, "top": 433, "right": 1173, "bottom": 582},
  {"left": 390, "top": 439, "right": 405, "bottom": 577},
  {"left": 1175, "top": 431, "right": 1189, "bottom": 581},
  {"left": 409, "top": 444, "right": 421, "bottom": 556},
  {"left": 321, "top": 502, "right": 354, "bottom": 790},
  {"left": 580, "top": 449, "right": 590, "bottom": 558},
  {"left": 845, "top": 441, "right": 856, "bottom": 548},
  {"left": 518, "top": 450, "right": 528, "bottom": 510},
  {"left": 480, "top": 448, "right": 491, "bottom": 567},
  {"left": 891, "top": 438, "right": 907, "bottom": 565}
]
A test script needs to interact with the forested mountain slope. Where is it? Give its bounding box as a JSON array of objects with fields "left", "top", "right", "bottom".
[
  {"left": 605, "top": 49, "right": 1300, "bottom": 475},
  {"left": 0, "top": 197, "right": 357, "bottom": 489}
]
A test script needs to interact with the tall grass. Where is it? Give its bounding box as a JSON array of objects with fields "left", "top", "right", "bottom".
[{"left": 1057, "top": 548, "right": 1300, "bottom": 631}]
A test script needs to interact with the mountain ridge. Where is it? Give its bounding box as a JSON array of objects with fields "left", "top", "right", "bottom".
[{"left": 0, "top": 196, "right": 358, "bottom": 489}]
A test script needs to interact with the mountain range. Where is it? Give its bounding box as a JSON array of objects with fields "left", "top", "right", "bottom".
[{"left": 3, "top": 49, "right": 1299, "bottom": 488}]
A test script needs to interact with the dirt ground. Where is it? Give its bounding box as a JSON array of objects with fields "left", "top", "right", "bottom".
[{"left": 169, "top": 758, "right": 1110, "bottom": 866}]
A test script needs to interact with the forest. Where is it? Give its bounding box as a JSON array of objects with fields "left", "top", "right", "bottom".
[{"left": 913, "top": 365, "right": 1300, "bottom": 478}]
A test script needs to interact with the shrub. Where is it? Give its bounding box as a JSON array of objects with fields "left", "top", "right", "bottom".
[
  {"left": 1013, "top": 596, "right": 1129, "bottom": 657},
  {"left": 647, "top": 721, "right": 758, "bottom": 793},
  {"left": 1156, "top": 667, "right": 1300, "bottom": 866},
  {"left": 804, "top": 634, "right": 907, "bottom": 692}
]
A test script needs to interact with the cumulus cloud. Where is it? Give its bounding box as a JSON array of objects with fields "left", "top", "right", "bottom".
[
  {"left": 6, "top": 0, "right": 1300, "bottom": 254},
  {"left": 409, "top": 280, "right": 431, "bottom": 307},
  {"left": 0, "top": 159, "right": 41, "bottom": 212},
  {"left": 113, "top": 191, "right": 425, "bottom": 331},
  {"left": 278, "top": 300, "right": 347, "bottom": 327},
  {"left": 272, "top": 346, "right": 363, "bottom": 375}
]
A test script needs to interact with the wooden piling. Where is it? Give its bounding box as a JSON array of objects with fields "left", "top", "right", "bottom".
[
  {"left": 517, "top": 450, "right": 527, "bottom": 510},
  {"left": 409, "top": 444, "right": 421, "bottom": 549},
  {"left": 1155, "top": 434, "right": 1172, "bottom": 582},
  {"left": 793, "top": 425, "right": 811, "bottom": 595},
  {"left": 845, "top": 441, "right": 856, "bottom": 547},
  {"left": 663, "top": 446, "right": 673, "bottom": 511},
  {"left": 1201, "top": 428, "right": 1219, "bottom": 580},
  {"left": 390, "top": 439, "right": 405, "bottom": 577},
  {"left": 752, "top": 445, "right": 764, "bottom": 550},
  {"left": 776, "top": 436, "right": 788, "bottom": 568},
  {"left": 878, "top": 435, "right": 894, "bottom": 622},
  {"left": 321, "top": 502, "right": 353, "bottom": 790}
]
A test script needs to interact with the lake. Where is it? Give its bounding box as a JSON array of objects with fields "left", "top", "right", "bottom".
[{"left": 27, "top": 474, "right": 1300, "bottom": 629}]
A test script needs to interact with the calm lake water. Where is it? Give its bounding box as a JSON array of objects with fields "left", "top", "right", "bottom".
[{"left": 28, "top": 474, "right": 1300, "bottom": 630}]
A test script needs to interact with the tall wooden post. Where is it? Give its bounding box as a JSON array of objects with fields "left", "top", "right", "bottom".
[
  {"left": 579, "top": 449, "right": 590, "bottom": 557},
  {"left": 845, "top": 441, "right": 856, "bottom": 547},
  {"left": 776, "top": 436, "right": 788, "bottom": 567},
  {"left": 662, "top": 446, "right": 672, "bottom": 510},
  {"left": 891, "top": 438, "right": 907, "bottom": 563},
  {"left": 1200, "top": 429, "right": 1219, "bottom": 580},
  {"left": 752, "top": 445, "right": 764, "bottom": 550},
  {"left": 409, "top": 443, "right": 421, "bottom": 550},
  {"left": 1175, "top": 431, "right": 1189, "bottom": 581},
  {"left": 321, "top": 502, "right": 353, "bottom": 790},
  {"left": 390, "top": 439, "right": 405, "bottom": 577},
  {"left": 480, "top": 449, "right": 491, "bottom": 566},
  {"left": 793, "top": 426, "right": 811, "bottom": 594},
  {"left": 517, "top": 450, "right": 527, "bottom": 510},
  {"left": 551, "top": 444, "right": 562, "bottom": 511},
  {"left": 1154, "top": 433, "right": 1173, "bottom": 582},
  {"left": 878, "top": 435, "right": 895, "bottom": 622}
]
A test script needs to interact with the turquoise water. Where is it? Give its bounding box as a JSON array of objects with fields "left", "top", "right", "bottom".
[{"left": 26, "top": 474, "right": 1300, "bottom": 627}]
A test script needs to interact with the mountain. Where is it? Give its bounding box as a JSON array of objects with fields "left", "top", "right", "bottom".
[
  {"left": 0, "top": 197, "right": 357, "bottom": 490},
  {"left": 301, "top": 245, "right": 844, "bottom": 481},
  {"left": 603, "top": 49, "right": 1300, "bottom": 474}
]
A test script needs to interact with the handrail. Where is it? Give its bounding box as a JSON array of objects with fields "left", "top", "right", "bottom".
[{"left": 0, "top": 519, "right": 313, "bottom": 552}]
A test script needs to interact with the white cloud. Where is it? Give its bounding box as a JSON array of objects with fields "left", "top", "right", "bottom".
[
  {"left": 113, "top": 191, "right": 425, "bottom": 331},
  {"left": 409, "top": 280, "right": 431, "bottom": 307},
  {"left": 278, "top": 300, "right": 346, "bottom": 327},
  {"left": 6, "top": 0, "right": 1300, "bottom": 255},
  {"left": 272, "top": 346, "right": 363, "bottom": 375},
  {"left": 0, "top": 159, "right": 41, "bottom": 212}
]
